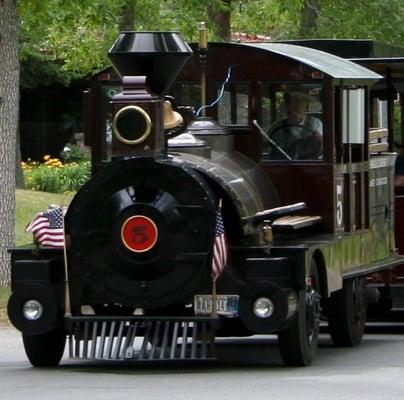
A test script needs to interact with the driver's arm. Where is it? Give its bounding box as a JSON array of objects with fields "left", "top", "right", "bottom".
[{"left": 310, "top": 117, "right": 323, "bottom": 139}]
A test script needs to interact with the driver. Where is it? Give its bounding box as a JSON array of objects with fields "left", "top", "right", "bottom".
[{"left": 268, "top": 91, "right": 323, "bottom": 160}]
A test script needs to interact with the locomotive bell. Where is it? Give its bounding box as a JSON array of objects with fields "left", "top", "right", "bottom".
[
  {"left": 108, "top": 32, "right": 192, "bottom": 156},
  {"left": 163, "top": 100, "right": 183, "bottom": 129}
]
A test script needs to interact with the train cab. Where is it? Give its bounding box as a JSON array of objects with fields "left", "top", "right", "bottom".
[
  {"left": 173, "top": 42, "right": 402, "bottom": 283},
  {"left": 275, "top": 39, "right": 404, "bottom": 311}
]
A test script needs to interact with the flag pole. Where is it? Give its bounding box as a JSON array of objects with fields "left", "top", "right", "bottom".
[
  {"left": 199, "top": 22, "right": 207, "bottom": 117},
  {"left": 211, "top": 277, "right": 218, "bottom": 317},
  {"left": 61, "top": 207, "right": 72, "bottom": 317}
]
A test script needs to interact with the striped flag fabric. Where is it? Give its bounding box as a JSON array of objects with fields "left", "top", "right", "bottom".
[
  {"left": 26, "top": 207, "right": 65, "bottom": 248},
  {"left": 212, "top": 203, "right": 228, "bottom": 280}
]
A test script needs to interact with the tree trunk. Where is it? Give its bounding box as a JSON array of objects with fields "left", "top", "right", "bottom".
[
  {"left": 16, "top": 123, "right": 25, "bottom": 189},
  {"left": 207, "top": 0, "right": 231, "bottom": 42},
  {"left": 119, "top": 0, "right": 136, "bottom": 31},
  {"left": 300, "top": 0, "right": 320, "bottom": 37},
  {"left": 0, "top": 0, "right": 19, "bottom": 286}
]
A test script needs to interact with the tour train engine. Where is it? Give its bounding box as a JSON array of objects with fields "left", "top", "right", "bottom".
[{"left": 8, "top": 32, "right": 321, "bottom": 367}]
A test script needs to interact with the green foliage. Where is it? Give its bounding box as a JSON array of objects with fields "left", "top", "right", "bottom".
[
  {"left": 231, "top": 0, "right": 404, "bottom": 43},
  {"left": 19, "top": 0, "right": 124, "bottom": 80},
  {"left": 60, "top": 143, "right": 90, "bottom": 163},
  {"left": 20, "top": 47, "right": 78, "bottom": 89},
  {"left": 25, "top": 164, "right": 61, "bottom": 193},
  {"left": 17, "top": 0, "right": 404, "bottom": 88},
  {"left": 231, "top": 0, "right": 299, "bottom": 39},
  {"left": 318, "top": 0, "right": 404, "bottom": 45},
  {"left": 24, "top": 161, "right": 91, "bottom": 193},
  {"left": 18, "top": 0, "right": 262, "bottom": 85},
  {"left": 59, "top": 162, "right": 91, "bottom": 192}
]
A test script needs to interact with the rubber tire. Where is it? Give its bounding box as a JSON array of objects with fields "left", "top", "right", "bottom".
[
  {"left": 22, "top": 329, "right": 66, "bottom": 367},
  {"left": 277, "top": 260, "right": 321, "bottom": 366},
  {"left": 327, "top": 277, "right": 367, "bottom": 347}
]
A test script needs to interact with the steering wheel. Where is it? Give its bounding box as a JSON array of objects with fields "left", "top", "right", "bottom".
[
  {"left": 269, "top": 123, "right": 322, "bottom": 160},
  {"left": 254, "top": 120, "right": 292, "bottom": 160}
]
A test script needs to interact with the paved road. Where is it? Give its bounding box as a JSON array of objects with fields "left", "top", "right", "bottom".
[{"left": 1, "top": 325, "right": 404, "bottom": 400}]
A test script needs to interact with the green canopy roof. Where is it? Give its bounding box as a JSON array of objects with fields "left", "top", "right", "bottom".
[{"left": 243, "top": 42, "right": 382, "bottom": 81}]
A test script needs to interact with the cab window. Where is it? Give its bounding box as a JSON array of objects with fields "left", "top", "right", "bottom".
[
  {"left": 217, "top": 82, "right": 249, "bottom": 126},
  {"left": 260, "top": 83, "right": 323, "bottom": 161}
]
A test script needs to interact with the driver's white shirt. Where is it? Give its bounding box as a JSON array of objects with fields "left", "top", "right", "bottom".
[
  {"left": 269, "top": 115, "right": 323, "bottom": 141},
  {"left": 266, "top": 115, "right": 323, "bottom": 159}
]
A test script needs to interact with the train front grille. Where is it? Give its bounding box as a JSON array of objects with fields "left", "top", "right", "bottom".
[{"left": 66, "top": 316, "right": 217, "bottom": 361}]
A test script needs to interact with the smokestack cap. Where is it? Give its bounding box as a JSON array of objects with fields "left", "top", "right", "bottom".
[{"left": 108, "top": 31, "right": 192, "bottom": 96}]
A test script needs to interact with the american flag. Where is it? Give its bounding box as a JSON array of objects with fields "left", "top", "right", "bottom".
[
  {"left": 212, "top": 204, "right": 228, "bottom": 280},
  {"left": 26, "top": 207, "right": 65, "bottom": 248}
]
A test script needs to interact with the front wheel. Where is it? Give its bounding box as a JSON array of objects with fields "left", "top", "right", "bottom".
[
  {"left": 22, "top": 328, "right": 66, "bottom": 367},
  {"left": 326, "top": 277, "right": 367, "bottom": 347},
  {"left": 277, "top": 260, "right": 321, "bottom": 366}
]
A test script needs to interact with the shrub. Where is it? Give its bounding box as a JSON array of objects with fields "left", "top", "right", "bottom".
[
  {"left": 58, "top": 161, "right": 91, "bottom": 192},
  {"left": 23, "top": 156, "right": 91, "bottom": 193},
  {"left": 60, "top": 143, "right": 90, "bottom": 163},
  {"left": 25, "top": 164, "right": 62, "bottom": 193}
]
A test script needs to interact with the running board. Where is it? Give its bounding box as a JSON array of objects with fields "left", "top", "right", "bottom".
[
  {"left": 272, "top": 215, "right": 322, "bottom": 230},
  {"left": 66, "top": 317, "right": 218, "bottom": 361}
]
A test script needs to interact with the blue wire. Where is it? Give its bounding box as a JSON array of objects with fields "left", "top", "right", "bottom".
[{"left": 196, "top": 66, "right": 232, "bottom": 117}]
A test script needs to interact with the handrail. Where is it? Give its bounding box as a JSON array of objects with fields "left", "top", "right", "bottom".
[{"left": 369, "top": 127, "right": 389, "bottom": 153}]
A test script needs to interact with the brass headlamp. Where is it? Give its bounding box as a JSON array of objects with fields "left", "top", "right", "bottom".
[{"left": 112, "top": 105, "right": 152, "bottom": 145}]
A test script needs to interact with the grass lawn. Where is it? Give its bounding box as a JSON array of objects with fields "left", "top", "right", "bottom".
[
  {"left": 15, "top": 189, "right": 73, "bottom": 246},
  {"left": 1, "top": 189, "right": 74, "bottom": 326},
  {"left": 0, "top": 286, "right": 10, "bottom": 327}
]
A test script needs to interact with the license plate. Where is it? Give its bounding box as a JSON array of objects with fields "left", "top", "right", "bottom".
[{"left": 194, "top": 294, "right": 239, "bottom": 317}]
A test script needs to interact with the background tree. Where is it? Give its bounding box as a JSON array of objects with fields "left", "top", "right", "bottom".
[
  {"left": 318, "top": 0, "right": 404, "bottom": 43},
  {"left": 231, "top": 1, "right": 296, "bottom": 38},
  {"left": 0, "top": 0, "right": 19, "bottom": 286},
  {"left": 16, "top": 0, "right": 404, "bottom": 89},
  {"left": 299, "top": 0, "right": 320, "bottom": 37},
  {"left": 207, "top": 0, "right": 232, "bottom": 42},
  {"left": 232, "top": 0, "right": 404, "bottom": 43}
]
